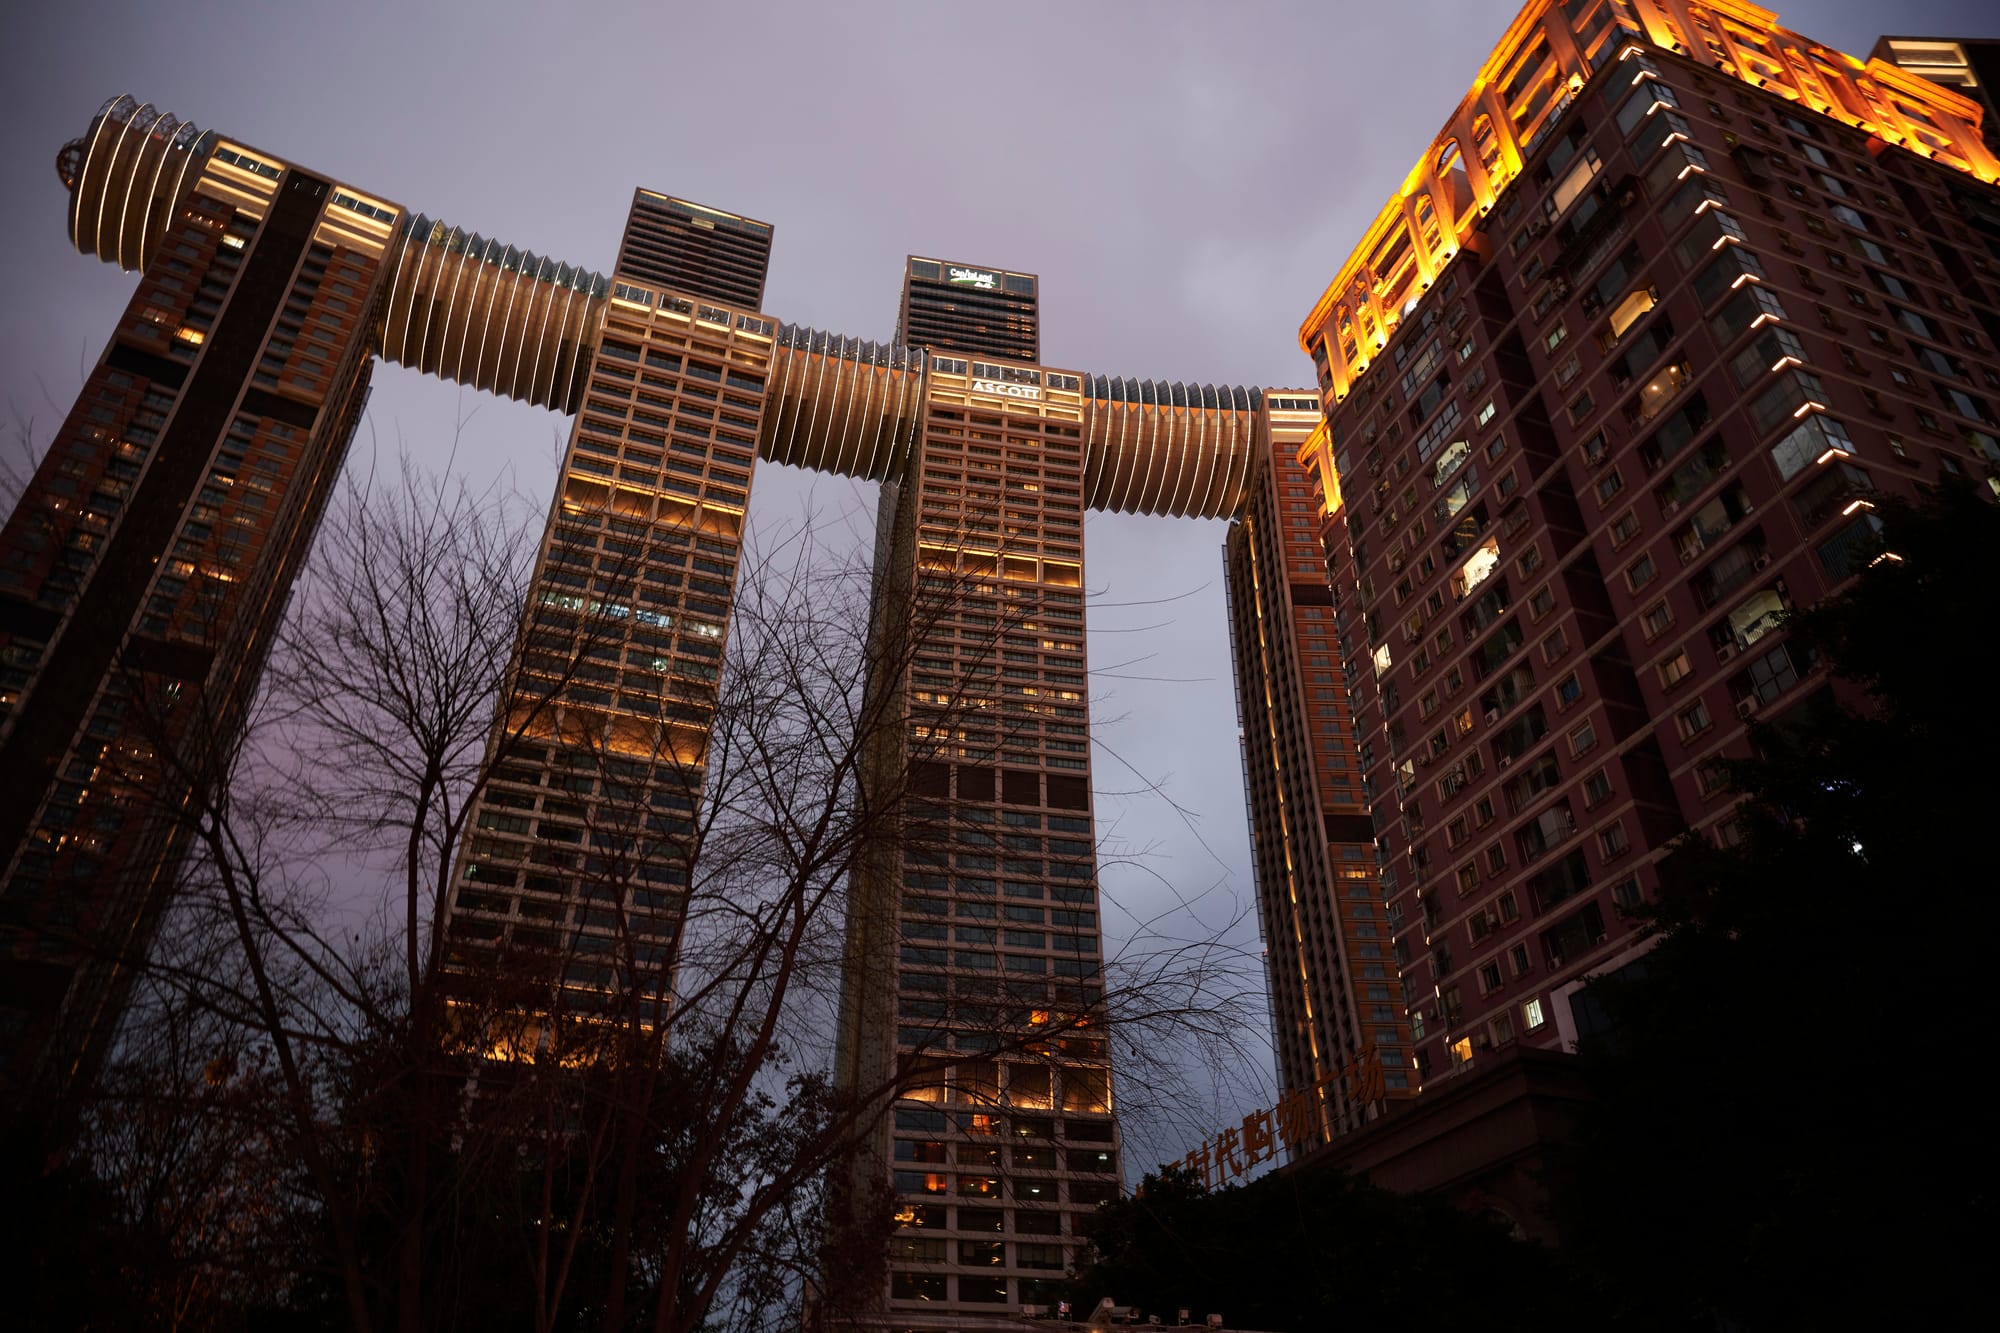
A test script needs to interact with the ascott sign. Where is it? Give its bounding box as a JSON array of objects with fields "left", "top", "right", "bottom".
[
  {"left": 948, "top": 265, "right": 997, "bottom": 289},
  {"left": 970, "top": 378, "right": 1039, "bottom": 401}
]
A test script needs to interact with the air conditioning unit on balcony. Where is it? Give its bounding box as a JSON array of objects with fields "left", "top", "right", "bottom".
[
  {"left": 1483, "top": 709, "right": 1500, "bottom": 726},
  {"left": 1735, "top": 698, "right": 1757, "bottom": 719},
  {"left": 1753, "top": 552, "right": 1771, "bottom": 570}
]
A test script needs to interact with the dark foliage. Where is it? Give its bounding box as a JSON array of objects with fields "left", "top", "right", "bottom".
[
  {"left": 1064, "top": 1163, "right": 1599, "bottom": 1330},
  {"left": 1554, "top": 484, "right": 1998, "bottom": 1331}
]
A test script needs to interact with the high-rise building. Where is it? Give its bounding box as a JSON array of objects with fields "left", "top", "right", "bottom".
[
  {"left": 1873, "top": 37, "right": 2000, "bottom": 159},
  {"left": 5, "top": 89, "right": 1271, "bottom": 1322},
  {"left": 615, "top": 190, "right": 775, "bottom": 310},
  {"left": 436, "top": 191, "right": 779, "bottom": 1040},
  {"left": 894, "top": 257, "right": 1040, "bottom": 364},
  {"left": 1292, "top": 0, "right": 1999, "bottom": 1092},
  {"left": 1223, "top": 395, "right": 1419, "bottom": 1139},
  {"left": 1, "top": 108, "right": 398, "bottom": 1123}
]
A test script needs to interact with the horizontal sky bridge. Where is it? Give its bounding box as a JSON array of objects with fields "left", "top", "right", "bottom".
[{"left": 61, "top": 95, "right": 1282, "bottom": 522}]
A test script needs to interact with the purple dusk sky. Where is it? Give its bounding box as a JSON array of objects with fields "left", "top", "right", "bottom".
[{"left": 3, "top": 0, "right": 1993, "bottom": 1165}]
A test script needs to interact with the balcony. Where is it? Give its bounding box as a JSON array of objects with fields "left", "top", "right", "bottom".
[
  {"left": 1723, "top": 583, "right": 1792, "bottom": 652},
  {"left": 1516, "top": 802, "right": 1579, "bottom": 864},
  {"left": 1692, "top": 534, "right": 1770, "bottom": 608},
  {"left": 1675, "top": 484, "right": 1754, "bottom": 562},
  {"left": 1627, "top": 359, "right": 1693, "bottom": 427}
]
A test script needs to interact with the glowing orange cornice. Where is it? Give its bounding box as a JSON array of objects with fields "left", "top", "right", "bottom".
[{"left": 1296, "top": 0, "right": 2000, "bottom": 389}]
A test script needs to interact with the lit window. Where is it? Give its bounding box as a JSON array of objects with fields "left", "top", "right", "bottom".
[
  {"left": 1606, "top": 288, "right": 1657, "bottom": 340},
  {"left": 1523, "top": 998, "right": 1547, "bottom": 1030}
]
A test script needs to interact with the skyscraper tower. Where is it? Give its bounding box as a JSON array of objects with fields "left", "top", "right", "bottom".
[
  {"left": 894, "top": 257, "right": 1040, "bottom": 363},
  {"left": 437, "top": 191, "right": 779, "bottom": 1038},
  {"left": 832, "top": 257, "right": 1133, "bottom": 1315},
  {"left": 1293, "top": 0, "right": 2000, "bottom": 1091},
  {"left": 1, "top": 109, "right": 398, "bottom": 1119},
  {"left": 5, "top": 93, "right": 1267, "bottom": 1323},
  {"left": 1224, "top": 396, "right": 1418, "bottom": 1141},
  {"left": 1872, "top": 36, "right": 2000, "bottom": 158}
]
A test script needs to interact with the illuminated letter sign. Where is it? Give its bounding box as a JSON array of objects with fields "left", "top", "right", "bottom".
[
  {"left": 948, "top": 266, "right": 998, "bottom": 290},
  {"left": 971, "top": 378, "right": 1040, "bottom": 401}
]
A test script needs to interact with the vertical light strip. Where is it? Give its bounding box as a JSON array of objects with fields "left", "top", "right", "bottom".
[
  {"left": 762, "top": 340, "right": 797, "bottom": 467},
  {"left": 68, "top": 96, "right": 123, "bottom": 255},
  {"left": 484, "top": 263, "right": 522, "bottom": 396},
  {"left": 451, "top": 241, "right": 490, "bottom": 388},
  {"left": 116, "top": 106, "right": 169, "bottom": 270},
  {"left": 93, "top": 102, "right": 147, "bottom": 266},
  {"left": 132, "top": 112, "right": 181, "bottom": 271}
]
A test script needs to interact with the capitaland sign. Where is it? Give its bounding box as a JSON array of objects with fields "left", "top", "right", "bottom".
[
  {"left": 948, "top": 265, "right": 998, "bottom": 289},
  {"left": 971, "top": 378, "right": 1040, "bottom": 401}
]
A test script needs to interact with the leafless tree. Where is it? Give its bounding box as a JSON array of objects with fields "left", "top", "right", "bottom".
[{"left": 53, "top": 450, "right": 1264, "bottom": 1332}]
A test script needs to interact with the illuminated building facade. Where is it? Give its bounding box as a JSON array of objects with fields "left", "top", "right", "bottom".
[
  {"left": 1223, "top": 397, "right": 1418, "bottom": 1139},
  {"left": 1872, "top": 36, "right": 2000, "bottom": 158},
  {"left": 438, "top": 190, "right": 783, "bottom": 1044},
  {"left": 836, "top": 343, "right": 1123, "bottom": 1314},
  {"left": 1297, "top": 0, "right": 2000, "bottom": 1088},
  {"left": 5, "top": 91, "right": 1269, "bottom": 1323},
  {"left": 894, "top": 256, "right": 1040, "bottom": 363},
  {"left": 0, "top": 115, "right": 396, "bottom": 1121}
]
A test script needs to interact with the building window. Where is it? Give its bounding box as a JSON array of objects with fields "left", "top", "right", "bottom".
[
  {"left": 1625, "top": 553, "right": 1656, "bottom": 590},
  {"left": 1542, "top": 629, "right": 1569, "bottom": 663},
  {"left": 1641, "top": 600, "right": 1674, "bottom": 638},
  {"left": 959, "top": 1275, "right": 1008, "bottom": 1302},
  {"left": 1609, "top": 510, "right": 1640, "bottom": 546},
  {"left": 1510, "top": 943, "right": 1532, "bottom": 975},
  {"left": 892, "top": 1273, "right": 948, "bottom": 1300},
  {"left": 1676, "top": 698, "right": 1712, "bottom": 738},
  {"left": 1583, "top": 769, "right": 1612, "bottom": 805},
  {"left": 1569, "top": 720, "right": 1598, "bottom": 755},
  {"left": 1485, "top": 844, "right": 1507, "bottom": 874},
  {"left": 1556, "top": 674, "right": 1583, "bottom": 707},
  {"left": 1658, "top": 649, "right": 1693, "bottom": 687},
  {"left": 1529, "top": 585, "right": 1555, "bottom": 619},
  {"left": 1598, "top": 822, "right": 1629, "bottom": 858},
  {"left": 1479, "top": 961, "right": 1503, "bottom": 994},
  {"left": 1595, "top": 470, "right": 1624, "bottom": 503},
  {"left": 1523, "top": 997, "right": 1547, "bottom": 1031}
]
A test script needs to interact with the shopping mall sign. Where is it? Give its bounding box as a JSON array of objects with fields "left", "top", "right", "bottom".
[{"left": 1175, "top": 1044, "right": 1386, "bottom": 1187}]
